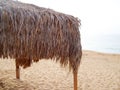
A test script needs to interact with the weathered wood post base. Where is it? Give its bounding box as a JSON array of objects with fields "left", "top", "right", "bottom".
[
  {"left": 73, "top": 71, "right": 78, "bottom": 90},
  {"left": 15, "top": 59, "right": 20, "bottom": 79}
]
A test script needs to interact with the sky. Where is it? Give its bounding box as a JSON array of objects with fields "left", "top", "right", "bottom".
[
  {"left": 18, "top": 0, "right": 120, "bottom": 51},
  {"left": 18, "top": 0, "right": 120, "bottom": 35}
]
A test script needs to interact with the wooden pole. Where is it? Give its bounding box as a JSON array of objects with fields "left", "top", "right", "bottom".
[
  {"left": 15, "top": 59, "right": 20, "bottom": 79},
  {"left": 73, "top": 71, "right": 78, "bottom": 90}
]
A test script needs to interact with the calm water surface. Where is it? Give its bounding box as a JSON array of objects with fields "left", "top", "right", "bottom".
[{"left": 82, "top": 34, "right": 120, "bottom": 54}]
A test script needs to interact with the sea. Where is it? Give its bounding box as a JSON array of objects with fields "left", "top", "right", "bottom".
[{"left": 81, "top": 34, "right": 120, "bottom": 54}]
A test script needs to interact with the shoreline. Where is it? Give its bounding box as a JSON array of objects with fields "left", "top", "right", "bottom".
[{"left": 83, "top": 50, "right": 120, "bottom": 55}]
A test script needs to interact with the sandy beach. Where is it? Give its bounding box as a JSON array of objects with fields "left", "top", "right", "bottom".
[{"left": 0, "top": 50, "right": 120, "bottom": 90}]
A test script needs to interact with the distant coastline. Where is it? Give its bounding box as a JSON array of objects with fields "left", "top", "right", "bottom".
[
  {"left": 82, "top": 34, "right": 120, "bottom": 54},
  {"left": 83, "top": 49, "right": 120, "bottom": 55}
]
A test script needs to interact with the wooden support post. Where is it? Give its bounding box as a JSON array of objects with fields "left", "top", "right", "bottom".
[
  {"left": 73, "top": 71, "right": 78, "bottom": 90},
  {"left": 15, "top": 59, "right": 20, "bottom": 79}
]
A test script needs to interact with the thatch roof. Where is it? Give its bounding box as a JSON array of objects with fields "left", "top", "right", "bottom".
[{"left": 0, "top": 0, "right": 82, "bottom": 72}]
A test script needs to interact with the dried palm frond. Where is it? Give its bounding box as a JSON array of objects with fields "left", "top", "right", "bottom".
[{"left": 0, "top": 0, "right": 82, "bottom": 72}]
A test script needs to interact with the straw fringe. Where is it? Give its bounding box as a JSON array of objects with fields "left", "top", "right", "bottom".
[{"left": 0, "top": 0, "right": 82, "bottom": 72}]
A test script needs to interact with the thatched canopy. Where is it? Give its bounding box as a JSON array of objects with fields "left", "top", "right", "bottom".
[{"left": 0, "top": 0, "right": 82, "bottom": 72}]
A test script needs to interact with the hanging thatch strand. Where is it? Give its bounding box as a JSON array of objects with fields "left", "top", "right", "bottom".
[{"left": 0, "top": 0, "right": 82, "bottom": 72}]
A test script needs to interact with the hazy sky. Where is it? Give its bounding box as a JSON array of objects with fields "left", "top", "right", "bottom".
[
  {"left": 19, "top": 0, "right": 120, "bottom": 31},
  {"left": 18, "top": 0, "right": 120, "bottom": 41}
]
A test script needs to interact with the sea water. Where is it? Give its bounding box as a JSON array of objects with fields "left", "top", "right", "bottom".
[{"left": 82, "top": 34, "right": 120, "bottom": 54}]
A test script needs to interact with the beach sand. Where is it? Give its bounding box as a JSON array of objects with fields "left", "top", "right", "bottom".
[{"left": 0, "top": 50, "right": 120, "bottom": 90}]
